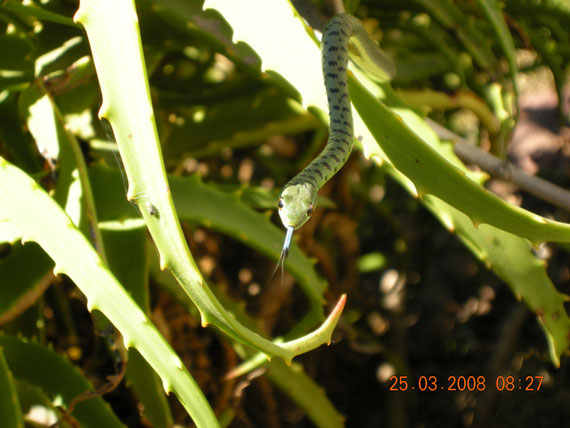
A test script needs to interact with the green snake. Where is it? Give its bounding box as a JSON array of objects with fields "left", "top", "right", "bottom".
[{"left": 277, "top": 13, "right": 395, "bottom": 263}]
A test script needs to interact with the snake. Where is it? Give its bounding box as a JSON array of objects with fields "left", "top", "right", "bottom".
[{"left": 276, "top": 13, "right": 395, "bottom": 265}]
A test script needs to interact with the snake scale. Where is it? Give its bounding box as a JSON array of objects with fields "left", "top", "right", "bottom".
[{"left": 277, "top": 13, "right": 395, "bottom": 263}]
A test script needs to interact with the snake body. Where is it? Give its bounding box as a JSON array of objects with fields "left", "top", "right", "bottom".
[{"left": 277, "top": 14, "right": 395, "bottom": 260}]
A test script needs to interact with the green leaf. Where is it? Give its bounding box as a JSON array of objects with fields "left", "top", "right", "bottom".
[
  {"left": 0, "top": 33, "right": 34, "bottom": 91},
  {"left": 13, "top": 379, "right": 59, "bottom": 426},
  {"left": 101, "top": 225, "right": 174, "bottom": 427},
  {"left": 477, "top": 0, "right": 519, "bottom": 105},
  {"left": 0, "top": 242, "right": 53, "bottom": 324},
  {"left": 416, "top": 0, "right": 498, "bottom": 71},
  {"left": 1, "top": 0, "right": 79, "bottom": 28},
  {"left": 0, "top": 157, "right": 219, "bottom": 427},
  {"left": 350, "top": 80, "right": 570, "bottom": 364},
  {"left": 0, "top": 346, "right": 24, "bottom": 428},
  {"left": 0, "top": 336, "right": 122, "bottom": 428},
  {"left": 423, "top": 195, "right": 570, "bottom": 366},
  {"left": 267, "top": 359, "right": 345, "bottom": 428},
  {"left": 350, "top": 76, "right": 570, "bottom": 244},
  {"left": 154, "top": 256, "right": 345, "bottom": 428},
  {"left": 0, "top": 92, "right": 41, "bottom": 172}
]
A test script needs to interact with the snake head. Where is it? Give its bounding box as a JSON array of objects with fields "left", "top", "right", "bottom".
[{"left": 278, "top": 183, "right": 316, "bottom": 230}]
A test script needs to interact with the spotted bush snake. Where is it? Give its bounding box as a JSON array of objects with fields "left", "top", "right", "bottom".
[{"left": 277, "top": 13, "right": 395, "bottom": 263}]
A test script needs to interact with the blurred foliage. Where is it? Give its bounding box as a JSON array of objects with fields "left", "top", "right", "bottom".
[{"left": 0, "top": 0, "right": 569, "bottom": 426}]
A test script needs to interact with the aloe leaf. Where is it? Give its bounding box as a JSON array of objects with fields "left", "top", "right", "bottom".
[
  {"left": 476, "top": 0, "right": 519, "bottom": 107},
  {"left": 135, "top": 0, "right": 320, "bottom": 162},
  {"left": 100, "top": 225, "right": 148, "bottom": 309},
  {"left": 162, "top": 92, "right": 317, "bottom": 160},
  {"left": 350, "top": 76, "right": 570, "bottom": 244},
  {"left": 0, "top": 346, "right": 24, "bottom": 428},
  {"left": 0, "top": 222, "right": 21, "bottom": 245},
  {"left": 0, "top": 157, "right": 218, "bottom": 427},
  {"left": 136, "top": 0, "right": 262, "bottom": 74},
  {"left": 126, "top": 351, "right": 174, "bottom": 428},
  {"left": 1, "top": 0, "right": 78, "bottom": 28},
  {"left": 350, "top": 80, "right": 570, "bottom": 363},
  {"left": 154, "top": 258, "right": 345, "bottom": 428},
  {"left": 204, "top": 0, "right": 325, "bottom": 108},
  {"left": 0, "top": 92, "right": 40, "bottom": 172},
  {"left": 399, "top": 19, "right": 468, "bottom": 85},
  {"left": 353, "top": 80, "right": 570, "bottom": 364},
  {"left": 421, "top": 192, "right": 570, "bottom": 366},
  {"left": 0, "top": 32, "right": 35, "bottom": 91},
  {"left": 34, "top": 35, "right": 88, "bottom": 79},
  {"left": 525, "top": 17, "right": 569, "bottom": 121},
  {"left": 90, "top": 164, "right": 326, "bottom": 322},
  {"left": 14, "top": 379, "right": 59, "bottom": 426},
  {"left": 74, "top": 0, "right": 343, "bottom": 362},
  {"left": 267, "top": 359, "right": 345, "bottom": 428},
  {"left": 395, "top": 88, "right": 500, "bottom": 135},
  {"left": 101, "top": 225, "right": 173, "bottom": 427},
  {"left": 539, "top": 0, "right": 570, "bottom": 14},
  {"left": 19, "top": 81, "right": 107, "bottom": 262},
  {"left": 0, "top": 336, "right": 123, "bottom": 428},
  {"left": 415, "top": 0, "right": 499, "bottom": 71},
  {"left": 0, "top": 242, "right": 53, "bottom": 324},
  {"left": 477, "top": 0, "right": 519, "bottom": 155}
]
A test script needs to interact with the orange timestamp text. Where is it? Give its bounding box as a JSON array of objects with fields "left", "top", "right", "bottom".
[{"left": 388, "top": 375, "right": 543, "bottom": 392}]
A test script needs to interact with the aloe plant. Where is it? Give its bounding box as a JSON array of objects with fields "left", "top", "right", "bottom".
[
  {"left": 1, "top": 0, "right": 344, "bottom": 426},
  {"left": 208, "top": 0, "right": 570, "bottom": 364},
  {"left": 1, "top": 0, "right": 569, "bottom": 426}
]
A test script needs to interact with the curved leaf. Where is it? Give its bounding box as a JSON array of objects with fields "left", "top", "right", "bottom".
[
  {"left": 350, "top": 76, "right": 570, "bottom": 244},
  {"left": 0, "top": 347, "right": 24, "bottom": 428},
  {"left": 0, "top": 157, "right": 219, "bottom": 427},
  {"left": 75, "top": 0, "right": 344, "bottom": 364},
  {"left": 0, "top": 336, "right": 122, "bottom": 428}
]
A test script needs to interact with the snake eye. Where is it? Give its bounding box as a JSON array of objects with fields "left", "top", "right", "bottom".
[
  {"left": 278, "top": 198, "right": 284, "bottom": 209},
  {"left": 306, "top": 204, "right": 313, "bottom": 216}
]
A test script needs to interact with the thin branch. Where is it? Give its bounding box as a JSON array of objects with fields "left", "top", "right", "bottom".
[
  {"left": 428, "top": 118, "right": 570, "bottom": 213},
  {"left": 328, "top": 0, "right": 346, "bottom": 15}
]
